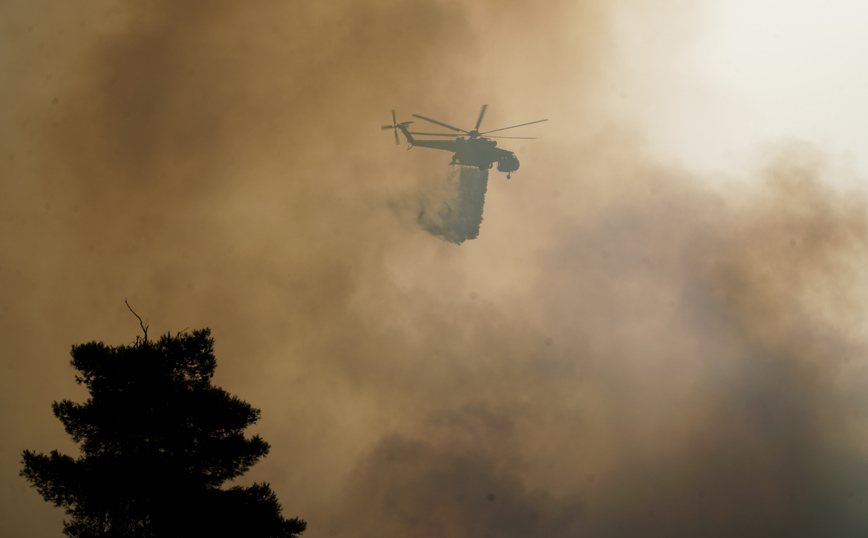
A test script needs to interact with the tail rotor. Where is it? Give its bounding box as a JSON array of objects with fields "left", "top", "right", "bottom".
[{"left": 381, "top": 109, "right": 413, "bottom": 145}]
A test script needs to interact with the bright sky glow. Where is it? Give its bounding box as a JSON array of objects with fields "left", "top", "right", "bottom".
[{"left": 620, "top": 0, "right": 868, "bottom": 180}]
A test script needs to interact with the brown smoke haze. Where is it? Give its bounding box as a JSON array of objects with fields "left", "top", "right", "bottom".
[{"left": 3, "top": 1, "right": 868, "bottom": 536}]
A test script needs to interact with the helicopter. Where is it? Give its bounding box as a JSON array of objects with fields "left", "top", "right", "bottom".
[{"left": 382, "top": 105, "right": 547, "bottom": 179}]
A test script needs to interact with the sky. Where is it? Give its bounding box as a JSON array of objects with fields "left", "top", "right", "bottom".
[{"left": 2, "top": 1, "right": 868, "bottom": 537}]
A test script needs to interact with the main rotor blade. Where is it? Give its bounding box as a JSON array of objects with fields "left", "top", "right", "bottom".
[
  {"left": 412, "top": 114, "right": 468, "bottom": 133},
  {"left": 407, "top": 132, "right": 536, "bottom": 140},
  {"left": 391, "top": 109, "right": 396, "bottom": 125},
  {"left": 408, "top": 132, "right": 537, "bottom": 140},
  {"left": 407, "top": 131, "right": 461, "bottom": 137},
  {"left": 394, "top": 129, "right": 399, "bottom": 145},
  {"left": 474, "top": 104, "right": 488, "bottom": 131},
  {"left": 481, "top": 118, "right": 548, "bottom": 135}
]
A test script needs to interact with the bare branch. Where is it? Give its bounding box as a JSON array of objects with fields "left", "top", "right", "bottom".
[{"left": 124, "top": 298, "right": 149, "bottom": 342}]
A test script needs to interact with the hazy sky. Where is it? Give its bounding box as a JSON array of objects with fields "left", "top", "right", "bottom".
[{"left": 3, "top": 1, "right": 868, "bottom": 537}]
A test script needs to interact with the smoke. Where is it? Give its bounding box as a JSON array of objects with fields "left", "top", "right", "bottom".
[
  {"left": 3, "top": 1, "right": 868, "bottom": 537},
  {"left": 319, "top": 149, "right": 868, "bottom": 538}
]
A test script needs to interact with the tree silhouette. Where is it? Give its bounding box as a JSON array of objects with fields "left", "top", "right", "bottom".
[{"left": 21, "top": 329, "right": 306, "bottom": 538}]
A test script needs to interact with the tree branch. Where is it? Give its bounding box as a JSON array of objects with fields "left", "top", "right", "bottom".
[{"left": 124, "top": 298, "right": 148, "bottom": 342}]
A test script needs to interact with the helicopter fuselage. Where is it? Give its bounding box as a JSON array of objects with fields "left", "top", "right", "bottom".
[{"left": 397, "top": 126, "right": 519, "bottom": 174}]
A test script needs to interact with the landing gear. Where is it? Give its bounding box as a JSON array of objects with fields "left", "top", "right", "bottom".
[{"left": 507, "top": 173, "right": 511, "bottom": 179}]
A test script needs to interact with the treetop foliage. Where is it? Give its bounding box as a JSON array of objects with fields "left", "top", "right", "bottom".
[{"left": 21, "top": 328, "right": 306, "bottom": 538}]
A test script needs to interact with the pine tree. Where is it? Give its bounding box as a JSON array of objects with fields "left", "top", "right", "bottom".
[{"left": 21, "top": 328, "right": 306, "bottom": 538}]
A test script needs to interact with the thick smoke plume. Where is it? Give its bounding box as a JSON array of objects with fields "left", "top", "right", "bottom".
[{"left": 2, "top": 1, "right": 868, "bottom": 537}]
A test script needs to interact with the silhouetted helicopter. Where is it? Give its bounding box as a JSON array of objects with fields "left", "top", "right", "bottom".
[{"left": 382, "top": 105, "right": 547, "bottom": 179}]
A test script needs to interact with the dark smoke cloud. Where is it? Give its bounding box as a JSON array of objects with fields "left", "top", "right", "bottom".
[{"left": 3, "top": 1, "right": 868, "bottom": 537}]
